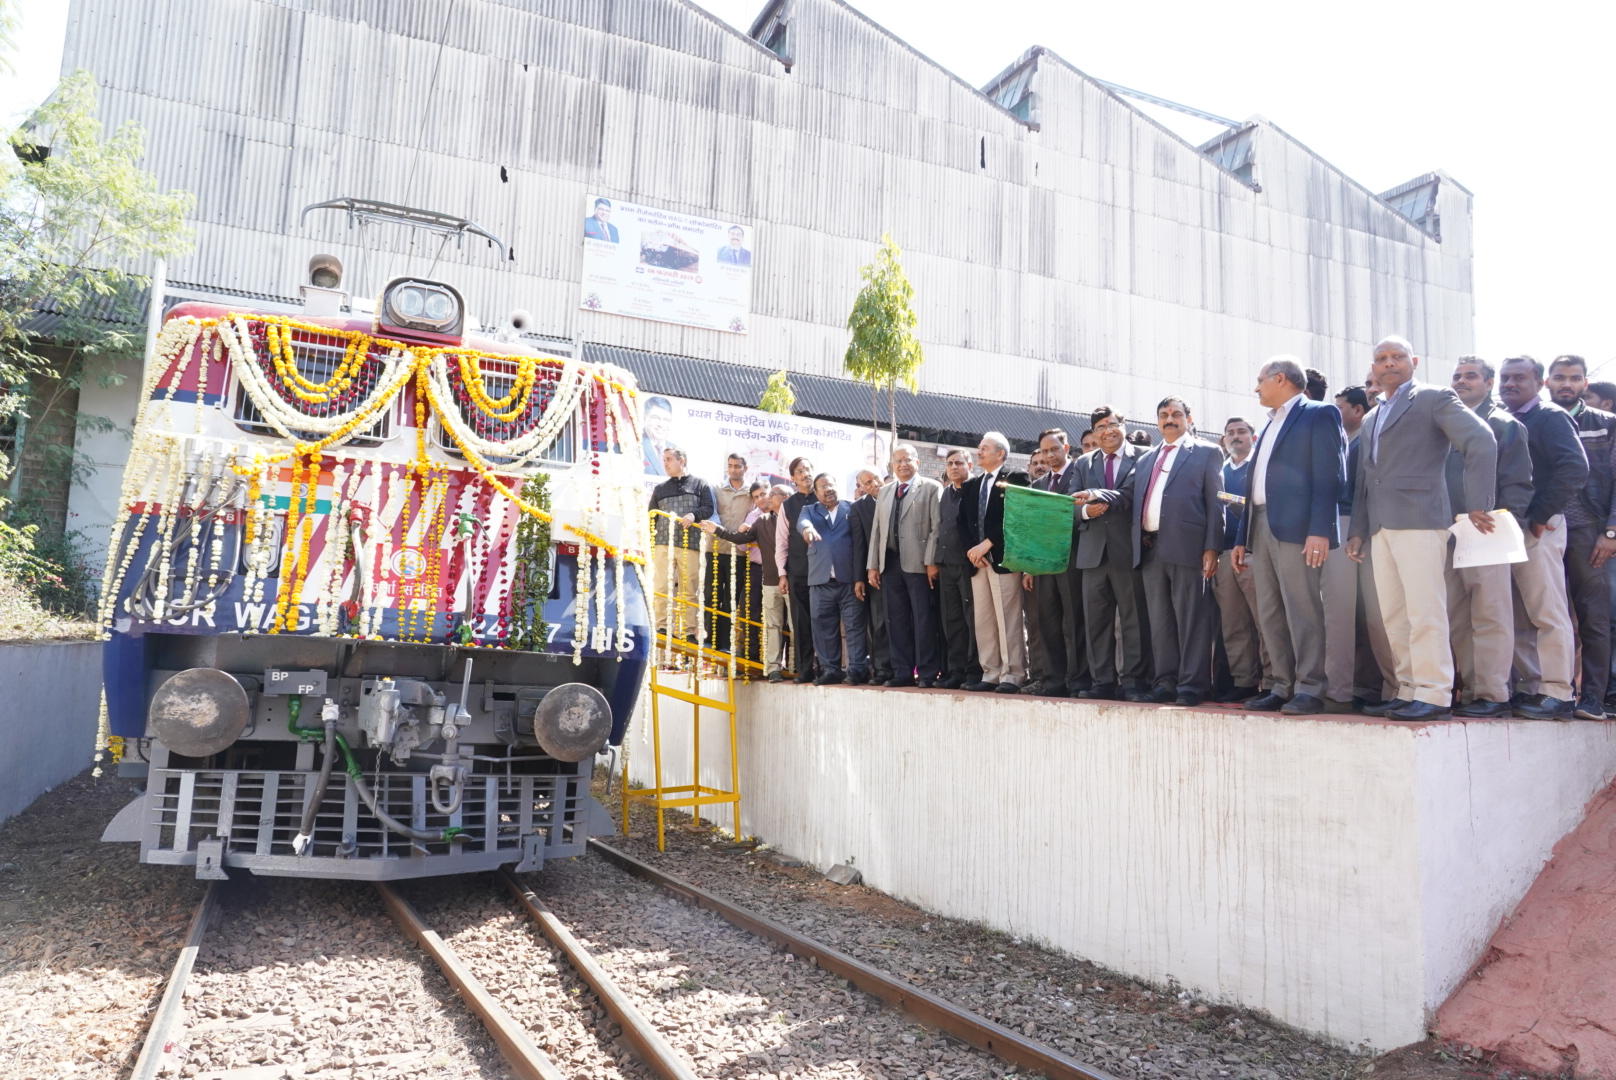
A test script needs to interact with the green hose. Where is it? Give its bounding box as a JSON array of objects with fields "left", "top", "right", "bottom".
[
  {"left": 287, "top": 694, "right": 361, "bottom": 779},
  {"left": 289, "top": 694, "right": 463, "bottom": 845}
]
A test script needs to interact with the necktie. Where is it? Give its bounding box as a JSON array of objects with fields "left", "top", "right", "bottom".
[
  {"left": 1142, "top": 444, "right": 1177, "bottom": 521},
  {"left": 898, "top": 482, "right": 908, "bottom": 499},
  {"left": 979, "top": 470, "right": 993, "bottom": 520},
  {"left": 1105, "top": 453, "right": 1116, "bottom": 488}
]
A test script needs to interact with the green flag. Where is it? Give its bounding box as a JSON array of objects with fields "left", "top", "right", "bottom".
[{"left": 1001, "top": 484, "right": 1074, "bottom": 575}]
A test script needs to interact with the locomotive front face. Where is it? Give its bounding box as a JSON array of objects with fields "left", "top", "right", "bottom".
[{"left": 98, "top": 278, "right": 652, "bottom": 880}]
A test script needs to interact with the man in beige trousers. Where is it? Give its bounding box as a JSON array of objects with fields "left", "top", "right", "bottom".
[
  {"left": 1346, "top": 336, "right": 1498, "bottom": 722},
  {"left": 1445, "top": 358, "right": 1534, "bottom": 718}
]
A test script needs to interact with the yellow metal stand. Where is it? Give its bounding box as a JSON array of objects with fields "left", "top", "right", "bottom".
[{"left": 622, "top": 634, "right": 745, "bottom": 851}]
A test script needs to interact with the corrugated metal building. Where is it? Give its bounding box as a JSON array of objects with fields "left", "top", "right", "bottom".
[{"left": 60, "top": 0, "right": 1472, "bottom": 548}]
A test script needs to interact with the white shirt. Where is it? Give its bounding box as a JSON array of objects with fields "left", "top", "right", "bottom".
[
  {"left": 1141, "top": 438, "right": 1184, "bottom": 532},
  {"left": 1251, "top": 391, "right": 1303, "bottom": 506}
]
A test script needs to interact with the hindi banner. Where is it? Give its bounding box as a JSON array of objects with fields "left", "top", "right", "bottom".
[{"left": 580, "top": 194, "right": 754, "bottom": 334}]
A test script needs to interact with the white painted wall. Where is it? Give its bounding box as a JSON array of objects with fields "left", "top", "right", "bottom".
[
  {"left": 1413, "top": 722, "right": 1616, "bottom": 1011},
  {"left": 625, "top": 682, "right": 1616, "bottom": 1050}
]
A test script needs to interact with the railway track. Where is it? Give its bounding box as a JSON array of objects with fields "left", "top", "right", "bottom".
[{"left": 133, "top": 854, "right": 1121, "bottom": 1080}]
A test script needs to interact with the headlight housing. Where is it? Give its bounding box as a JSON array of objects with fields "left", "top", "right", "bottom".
[{"left": 379, "top": 277, "right": 464, "bottom": 337}]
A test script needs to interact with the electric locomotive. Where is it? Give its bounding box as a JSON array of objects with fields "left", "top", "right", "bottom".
[{"left": 99, "top": 249, "right": 651, "bottom": 880}]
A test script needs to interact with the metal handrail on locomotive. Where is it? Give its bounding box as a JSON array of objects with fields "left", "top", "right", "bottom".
[{"left": 98, "top": 253, "right": 652, "bottom": 880}]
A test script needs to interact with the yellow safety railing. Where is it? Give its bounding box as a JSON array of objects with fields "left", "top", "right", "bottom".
[{"left": 625, "top": 509, "right": 758, "bottom": 849}]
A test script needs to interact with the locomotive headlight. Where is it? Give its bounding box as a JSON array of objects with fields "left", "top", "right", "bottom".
[{"left": 380, "top": 277, "right": 464, "bottom": 336}]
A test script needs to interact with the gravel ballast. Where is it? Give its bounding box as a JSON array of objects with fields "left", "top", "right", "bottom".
[{"left": 0, "top": 768, "right": 1554, "bottom": 1079}]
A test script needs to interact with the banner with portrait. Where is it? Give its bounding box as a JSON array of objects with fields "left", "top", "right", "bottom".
[
  {"left": 640, "top": 393, "right": 890, "bottom": 497},
  {"left": 580, "top": 194, "right": 755, "bottom": 334}
]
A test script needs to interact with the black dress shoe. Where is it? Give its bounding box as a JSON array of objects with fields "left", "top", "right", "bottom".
[
  {"left": 938, "top": 675, "right": 964, "bottom": 690},
  {"left": 1515, "top": 696, "right": 1572, "bottom": 721},
  {"left": 766, "top": 670, "right": 785, "bottom": 683},
  {"left": 1150, "top": 687, "right": 1176, "bottom": 704},
  {"left": 994, "top": 681, "right": 1021, "bottom": 694},
  {"left": 1244, "top": 692, "right": 1286, "bottom": 712},
  {"left": 1510, "top": 690, "right": 1544, "bottom": 709},
  {"left": 1388, "top": 700, "right": 1450, "bottom": 722},
  {"left": 1281, "top": 693, "right": 1324, "bottom": 716},
  {"left": 1124, "top": 689, "right": 1154, "bottom": 703},
  {"left": 916, "top": 677, "right": 935, "bottom": 689},
  {"left": 1361, "top": 697, "right": 1409, "bottom": 717},
  {"left": 848, "top": 670, "right": 870, "bottom": 686},
  {"left": 1079, "top": 684, "right": 1119, "bottom": 700},
  {"left": 963, "top": 680, "right": 994, "bottom": 693},
  {"left": 1174, "top": 691, "right": 1204, "bottom": 707},
  {"left": 1068, "top": 682, "right": 1093, "bottom": 697},
  {"left": 1215, "top": 685, "right": 1259, "bottom": 703},
  {"left": 886, "top": 676, "right": 917, "bottom": 688},
  {"left": 1454, "top": 699, "right": 1510, "bottom": 718},
  {"left": 813, "top": 670, "right": 845, "bottom": 686}
]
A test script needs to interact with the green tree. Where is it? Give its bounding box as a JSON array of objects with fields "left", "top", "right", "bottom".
[
  {"left": 1, "top": 70, "right": 194, "bottom": 491},
  {"left": 757, "top": 369, "right": 796, "bottom": 414},
  {"left": 843, "top": 233, "right": 923, "bottom": 460},
  {"left": 0, "top": 56, "right": 193, "bottom": 621}
]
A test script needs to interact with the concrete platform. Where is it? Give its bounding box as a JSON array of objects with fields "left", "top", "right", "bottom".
[
  {"left": 625, "top": 680, "right": 1616, "bottom": 1051},
  {"left": 1437, "top": 781, "right": 1616, "bottom": 1077}
]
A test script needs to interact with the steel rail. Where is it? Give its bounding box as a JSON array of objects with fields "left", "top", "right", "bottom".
[
  {"left": 589, "top": 840, "right": 1123, "bottom": 1080},
  {"left": 375, "top": 884, "right": 567, "bottom": 1080},
  {"left": 500, "top": 869, "right": 700, "bottom": 1080},
  {"left": 130, "top": 882, "right": 218, "bottom": 1080}
]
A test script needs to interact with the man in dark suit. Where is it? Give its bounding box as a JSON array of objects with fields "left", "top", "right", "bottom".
[
  {"left": 1544, "top": 355, "right": 1616, "bottom": 720},
  {"left": 1504, "top": 356, "right": 1592, "bottom": 719},
  {"left": 584, "top": 197, "right": 620, "bottom": 243},
  {"left": 849, "top": 469, "right": 889, "bottom": 683},
  {"left": 934, "top": 449, "right": 982, "bottom": 689},
  {"left": 1347, "top": 335, "right": 1498, "bottom": 723},
  {"left": 1071, "top": 406, "right": 1151, "bottom": 701},
  {"left": 1027, "top": 428, "right": 1089, "bottom": 697},
  {"left": 781, "top": 456, "right": 819, "bottom": 683},
  {"left": 797, "top": 473, "right": 870, "bottom": 685},
  {"left": 1234, "top": 357, "right": 1347, "bottom": 716},
  {"left": 867, "top": 444, "right": 944, "bottom": 687},
  {"left": 957, "top": 431, "right": 1030, "bottom": 692},
  {"left": 1117, "top": 397, "right": 1224, "bottom": 705}
]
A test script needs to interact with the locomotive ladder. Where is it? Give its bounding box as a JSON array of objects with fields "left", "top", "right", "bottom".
[
  {"left": 624, "top": 516, "right": 758, "bottom": 851},
  {"left": 623, "top": 655, "right": 744, "bottom": 852}
]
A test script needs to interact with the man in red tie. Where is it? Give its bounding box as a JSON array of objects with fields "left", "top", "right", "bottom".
[
  {"left": 1070, "top": 407, "right": 1151, "bottom": 701},
  {"left": 1082, "top": 398, "right": 1224, "bottom": 705}
]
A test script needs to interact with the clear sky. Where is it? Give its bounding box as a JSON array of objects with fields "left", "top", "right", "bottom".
[{"left": 7, "top": 0, "right": 1614, "bottom": 374}]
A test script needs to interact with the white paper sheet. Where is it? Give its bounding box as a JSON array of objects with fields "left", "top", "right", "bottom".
[{"left": 1449, "top": 509, "right": 1528, "bottom": 569}]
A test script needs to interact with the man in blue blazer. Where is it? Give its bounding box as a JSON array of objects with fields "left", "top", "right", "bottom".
[
  {"left": 1233, "top": 357, "right": 1347, "bottom": 715},
  {"left": 798, "top": 473, "right": 870, "bottom": 685},
  {"left": 1080, "top": 398, "right": 1223, "bottom": 704}
]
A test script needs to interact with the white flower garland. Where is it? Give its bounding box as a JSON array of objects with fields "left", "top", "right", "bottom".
[
  {"left": 222, "top": 315, "right": 414, "bottom": 442},
  {"left": 424, "top": 352, "right": 589, "bottom": 461}
]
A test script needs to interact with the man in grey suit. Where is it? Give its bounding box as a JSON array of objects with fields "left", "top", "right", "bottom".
[
  {"left": 1444, "top": 357, "right": 1535, "bottom": 718},
  {"left": 1115, "top": 397, "right": 1225, "bottom": 705},
  {"left": 1071, "top": 407, "right": 1151, "bottom": 701},
  {"left": 867, "top": 444, "right": 944, "bottom": 687},
  {"left": 1346, "top": 335, "right": 1498, "bottom": 722}
]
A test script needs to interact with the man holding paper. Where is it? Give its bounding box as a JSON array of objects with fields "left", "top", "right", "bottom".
[
  {"left": 1346, "top": 335, "right": 1497, "bottom": 723},
  {"left": 1502, "top": 356, "right": 1592, "bottom": 720},
  {"left": 1445, "top": 358, "right": 1536, "bottom": 719}
]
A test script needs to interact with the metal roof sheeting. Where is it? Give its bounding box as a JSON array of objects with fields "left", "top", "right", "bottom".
[{"left": 59, "top": 0, "right": 1474, "bottom": 431}]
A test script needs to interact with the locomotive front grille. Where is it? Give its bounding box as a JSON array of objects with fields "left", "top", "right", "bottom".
[{"left": 141, "top": 767, "right": 589, "bottom": 879}]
